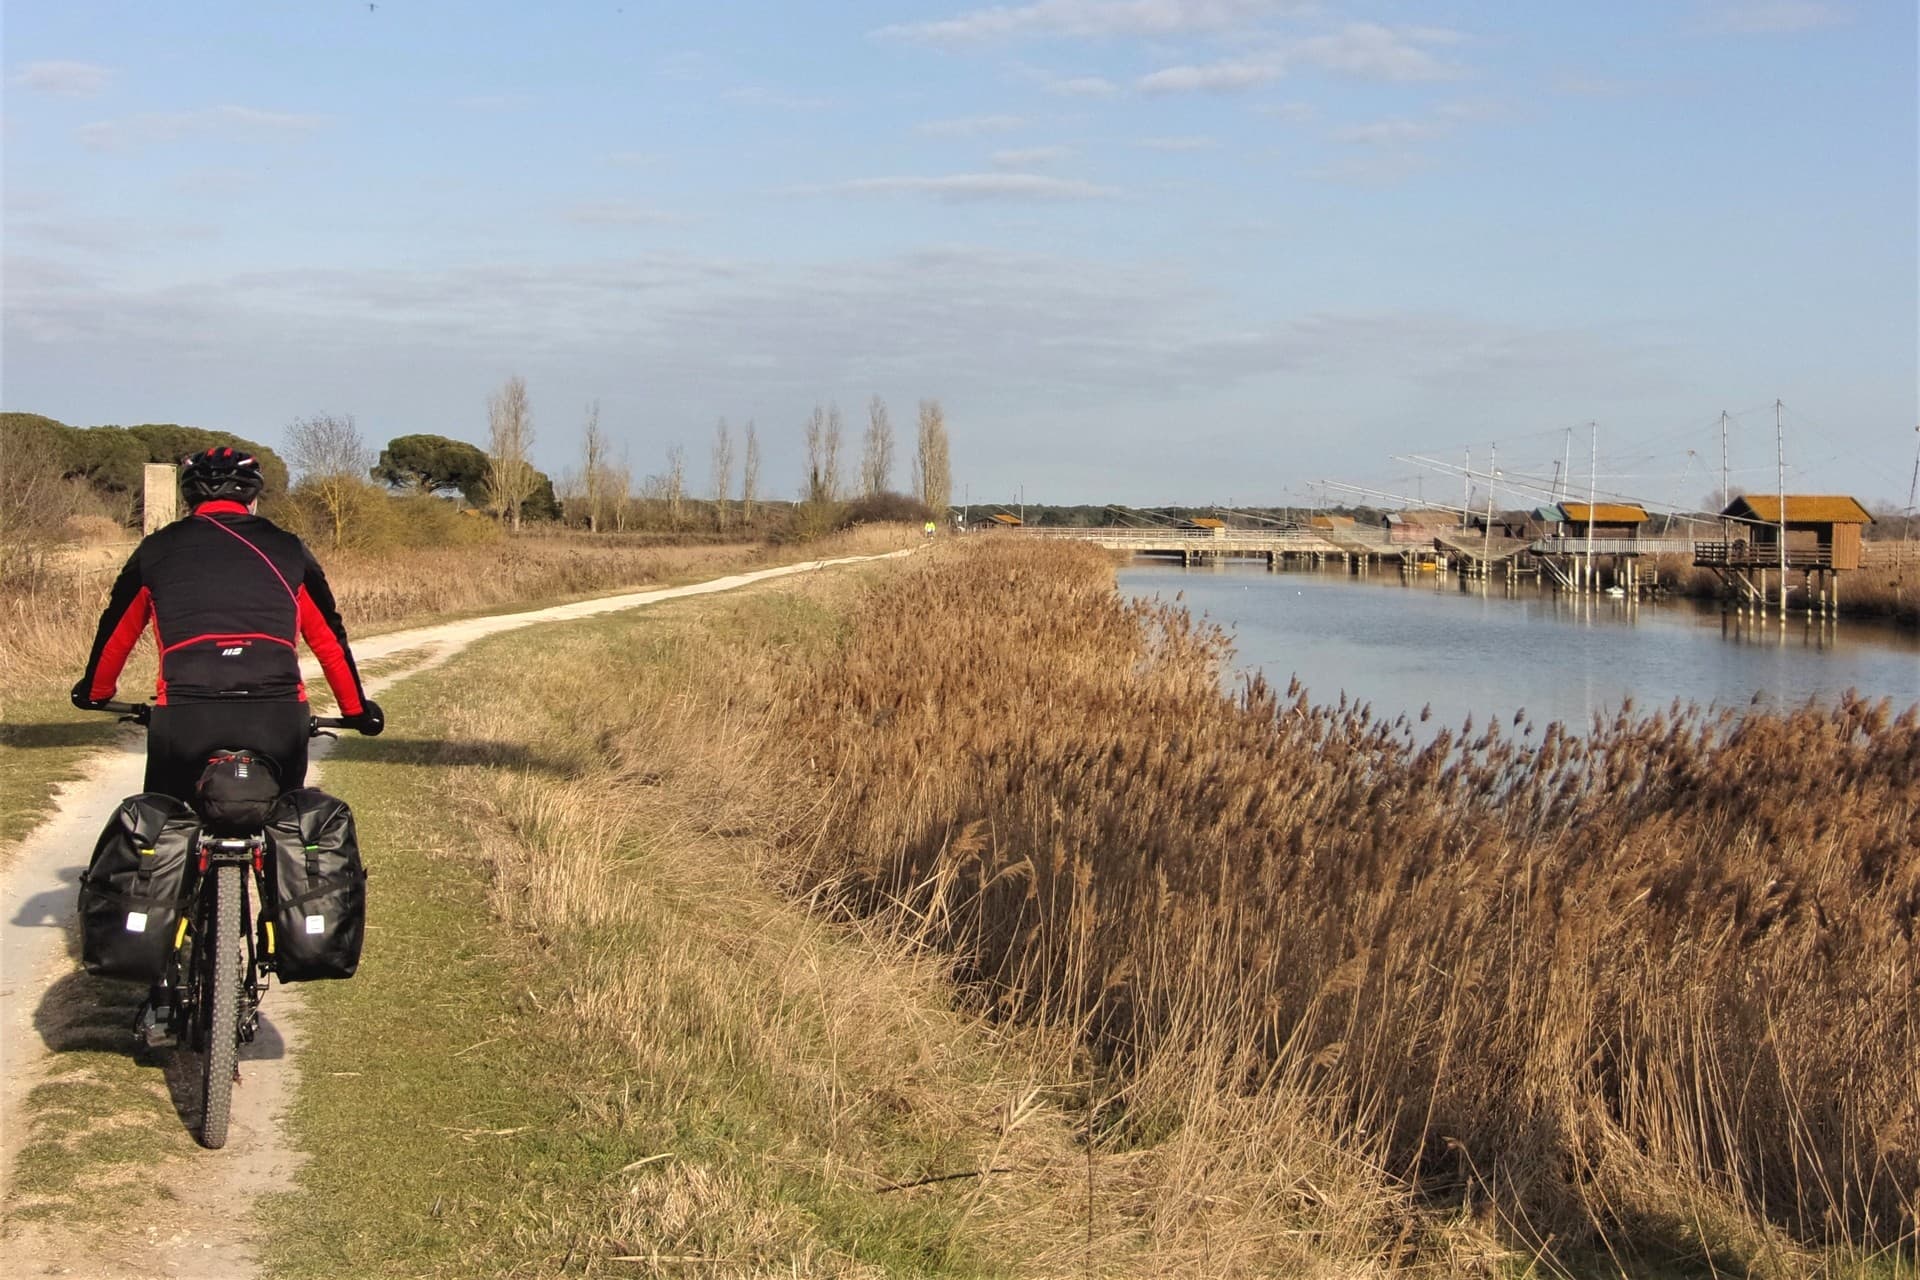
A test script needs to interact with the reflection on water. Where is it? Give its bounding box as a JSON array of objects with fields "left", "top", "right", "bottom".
[{"left": 1119, "top": 561, "right": 1920, "bottom": 733}]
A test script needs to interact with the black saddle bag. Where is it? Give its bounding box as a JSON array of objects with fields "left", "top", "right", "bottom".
[
  {"left": 263, "top": 788, "right": 366, "bottom": 981},
  {"left": 79, "top": 794, "right": 201, "bottom": 982},
  {"left": 197, "top": 749, "right": 281, "bottom": 835}
]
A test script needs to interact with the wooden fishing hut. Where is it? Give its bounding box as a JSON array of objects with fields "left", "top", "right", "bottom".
[
  {"left": 1384, "top": 508, "right": 1461, "bottom": 544},
  {"left": 1530, "top": 503, "right": 1653, "bottom": 594},
  {"left": 1693, "top": 494, "right": 1871, "bottom": 617}
]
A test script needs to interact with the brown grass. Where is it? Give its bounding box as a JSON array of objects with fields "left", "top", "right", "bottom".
[
  {"left": 0, "top": 524, "right": 913, "bottom": 718},
  {"left": 766, "top": 539, "right": 1918, "bottom": 1272},
  {"left": 382, "top": 575, "right": 1488, "bottom": 1276}
]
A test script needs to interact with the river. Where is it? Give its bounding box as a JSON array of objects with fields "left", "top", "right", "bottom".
[{"left": 1119, "top": 561, "right": 1920, "bottom": 733}]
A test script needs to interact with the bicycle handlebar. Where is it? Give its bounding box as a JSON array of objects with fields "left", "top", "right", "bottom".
[{"left": 92, "top": 703, "right": 364, "bottom": 737}]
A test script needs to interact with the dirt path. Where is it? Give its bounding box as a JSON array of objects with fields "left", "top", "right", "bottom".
[{"left": 0, "top": 550, "right": 908, "bottom": 1278}]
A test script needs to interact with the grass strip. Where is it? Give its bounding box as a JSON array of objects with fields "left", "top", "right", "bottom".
[{"left": 258, "top": 587, "right": 1024, "bottom": 1278}]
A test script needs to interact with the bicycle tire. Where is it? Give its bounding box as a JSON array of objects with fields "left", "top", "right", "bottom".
[{"left": 198, "top": 864, "right": 243, "bottom": 1149}]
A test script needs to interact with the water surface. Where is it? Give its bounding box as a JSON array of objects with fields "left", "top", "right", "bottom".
[{"left": 1119, "top": 562, "right": 1920, "bottom": 733}]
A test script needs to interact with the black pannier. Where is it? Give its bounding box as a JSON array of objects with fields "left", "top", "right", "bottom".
[
  {"left": 79, "top": 794, "right": 201, "bottom": 982},
  {"left": 196, "top": 749, "right": 281, "bottom": 835},
  {"left": 262, "top": 788, "right": 366, "bottom": 981}
]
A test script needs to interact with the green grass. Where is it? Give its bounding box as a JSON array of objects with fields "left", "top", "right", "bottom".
[
  {"left": 8, "top": 985, "right": 203, "bottom": 1224},
  {"left": 257, "top": 590, "right": 1021, "bottom": 1278},
  {"left": 0, "top": 693, "right": 128, "bottom": 858}
]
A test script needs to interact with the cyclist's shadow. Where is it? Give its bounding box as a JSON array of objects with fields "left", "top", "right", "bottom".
[{"left": 32, "top": 915, "right": 290, "bottom": 1137}]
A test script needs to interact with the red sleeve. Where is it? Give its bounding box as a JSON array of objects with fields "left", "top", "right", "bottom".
[
  {"left": 80, "top": 552, "right": 153, "bottom": 701},
  {"left": 296, "top": 584, "right": 366, "bottom": 716}
]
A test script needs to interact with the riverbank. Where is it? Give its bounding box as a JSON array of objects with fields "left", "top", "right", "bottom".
[
  {"left": 255, "top": 563, "right": 1472, "bottom": 1276},
  {"left": 11, "top": 539, "right": 1910, "bottom": 1274},
  {"left": 1640, "top": 548, "right": 1920, "bottom": 628},
  {"left": 777, "top": 540, "right": 1914, "bottom": 1274},
  {"left": 283, "top": 539, "right": 1914, "bottom": 1274}
]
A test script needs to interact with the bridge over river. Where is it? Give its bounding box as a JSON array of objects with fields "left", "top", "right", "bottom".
[{"left": 1013, "top": 526, "right": 1397, "bottom": 566}]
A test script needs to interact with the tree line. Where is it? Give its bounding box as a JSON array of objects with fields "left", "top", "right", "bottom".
[{"left": 1, "top": 376, "right": 956, "bottom": 552}]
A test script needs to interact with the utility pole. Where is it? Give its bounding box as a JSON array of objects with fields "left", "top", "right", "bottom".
[
  {"left": 1462, "top": 448, "right": 1472, "bottom": 524},
  {"left": 1728, "top": 408, "right": 1743, "bottom": 521},
  {"left": 1775, "top": 400, "right": 1788, "bottom": 612},
  {"left": 1482, "top": 443, "right": 1497, "bottom": 578},
  {"left": 1586, "top": 422, "right": 1598, "bottom": 592},
  {"left": 1561, "top": 426, "right": 1573, "bottom": 501}
]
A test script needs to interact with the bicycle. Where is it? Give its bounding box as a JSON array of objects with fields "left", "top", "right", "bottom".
[{"left": 93, "top": 701, "right": 354, "bottom": 1149}]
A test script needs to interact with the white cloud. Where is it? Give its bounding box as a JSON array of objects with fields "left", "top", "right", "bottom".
[
  {"left": 1138, "top": 24, "right": 1464, "bottom": 93},
  {"left": 1697, "top": 1, "right": 1850, "bottom": 33},
  {"left": 917, "top": 113, "right": 1027, "bottom": 136},
  {"left": 5, "top": 247, "right": 1679, "bottom": 477},
  {"left": 1255, "top": 101, "right": 1317, "bottom": 122},
  {"left": 878, "top": 0, "right": 1312, "bottom": 44},
  {"left": 1331, "top": 118, "right": 1447, "bottom": 146},
  {"left": 11, "top": 60, "right": 113, "bottom": 97},
  {"left": 564, "top": 201, "right": 683, "bottom": 226},
  {"left": 1290, "top": 23, "right": 1465, "bottom": 82},
  {"left": 990, "top": 145, "right": 1073, "bottom": 166},
  {"left": 78, "top": 105, "right": 330, "bottom": 151},
  {"left": 821, "top": 173, "right": 1118, "bottom": 201},
  {"left": 1138, "top": 61, "right": 1281, "bottom": 93},
  {"left": 1047, "top": 75, "right": 1120, "bottom": 96},
  {"left": 1136, "top": 135, "right": 1222, "bottom": 151},
  {"left": 1304, "top": 149, "right": 1437, "bottom": 185}
]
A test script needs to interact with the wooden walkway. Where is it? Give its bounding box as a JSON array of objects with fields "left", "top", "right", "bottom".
[{"left": 1016, "top": 527, "right": 1348, "bottom": 558}]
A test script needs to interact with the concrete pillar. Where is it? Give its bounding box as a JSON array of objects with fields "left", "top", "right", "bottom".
[{"left": 143, "top": 463, "right": 179, "bottom": 533}]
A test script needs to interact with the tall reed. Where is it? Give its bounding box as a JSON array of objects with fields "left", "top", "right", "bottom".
[{"left": 778, "top": 539, "right": 1919, "bottom": 1266}]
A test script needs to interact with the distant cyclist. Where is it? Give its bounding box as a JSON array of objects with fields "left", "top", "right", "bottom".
[{"left": 72, "top": 448, "right": 384, "bottom": 800}]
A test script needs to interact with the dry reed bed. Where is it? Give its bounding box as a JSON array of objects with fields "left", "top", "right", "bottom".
[
  {"left": 777, "top": 539, "right": 1919, "bottom": 1268},
  {"left": 429, "top": 583, "right": 1493, "bottom": 1276}
]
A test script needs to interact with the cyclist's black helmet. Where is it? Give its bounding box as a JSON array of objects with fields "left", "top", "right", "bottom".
[{"left": 180, "top": 446, "right": 265, "bottom": 507}]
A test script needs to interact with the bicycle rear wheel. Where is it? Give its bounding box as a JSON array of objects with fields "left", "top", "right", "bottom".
[{"left": 197, "top": 864, "right": 243, "bottom": 1149}]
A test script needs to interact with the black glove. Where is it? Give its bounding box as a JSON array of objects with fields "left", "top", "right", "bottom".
[
  {"left": 346, "top": 699, "right": 385, "bottom": 737},
  {"left": 71, "top": 680, "right": 110, "bottom": 712}
]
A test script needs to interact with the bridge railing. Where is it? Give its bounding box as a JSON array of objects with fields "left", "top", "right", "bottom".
[
  {"left": 1012, "top": 526, "right": 1327, "bottom": 543},
  {"left": 1693, "top": 541, "right": 1835, "bottom": 569},
  {"left": 1528, "top": 536, "right": 1696, "bottom": 557}
]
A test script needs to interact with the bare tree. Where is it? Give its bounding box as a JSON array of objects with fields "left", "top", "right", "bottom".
[
  {"left": 861, "top": 395, "right": 895, "bottom": 497},
  {"left": 665, "top": 444, "right": 686, "bottom": 529},
  {"left": 485, "top": 375, "right": 537, "bottom": 531},
  {"left": 580, "top": 400, "right": 606, "bottom": 533},
  {"left": 803, "top": 405, "right": 833, "bottom": 506},
  {"left": 286, "top": 413, "right": 370, "bottom": 551},
  {"left": 741, "top": 421, "right": 760, "bottom": 523},
  {"left": 915, "top": 398, "right": 951, "bottom": 517},
  {"left": 710, "top": 418, "right": 735, "bottom": 531},
  {"left": 824, "top": 403, "right": 844, "bottom": 503},
  {"left": 607, "top": 450, "right": 632, "bottom": 532}
]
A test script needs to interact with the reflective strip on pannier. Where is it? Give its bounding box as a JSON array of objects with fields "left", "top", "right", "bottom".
[
  {"left": 79, "top": 794, "right": 201, "bottom": 982},
  {"left": 263, "top": 788, "right": 366, "bottom": 981}
]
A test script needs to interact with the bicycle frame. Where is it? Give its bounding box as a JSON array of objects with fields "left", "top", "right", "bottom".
[{"left": 164, "top": 835, "right": 272, "bottom": 1054}]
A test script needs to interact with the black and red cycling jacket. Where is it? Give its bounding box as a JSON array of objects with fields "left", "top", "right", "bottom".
[{"left": 78, "top": 501, "right": 368, "bottom": 714}]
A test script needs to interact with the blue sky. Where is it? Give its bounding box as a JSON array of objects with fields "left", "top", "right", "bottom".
[{"left": 4, "top": 1, "right": 1915, "bottom": 509}]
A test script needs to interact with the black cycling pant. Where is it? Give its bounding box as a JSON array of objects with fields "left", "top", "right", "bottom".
[{"left": 145, "top": 700, "right": 310, "bottom": 803}]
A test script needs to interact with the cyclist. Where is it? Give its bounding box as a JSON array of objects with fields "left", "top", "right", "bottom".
[{"left": 71, "top": 447, "right": 385, "bottom": 801}]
